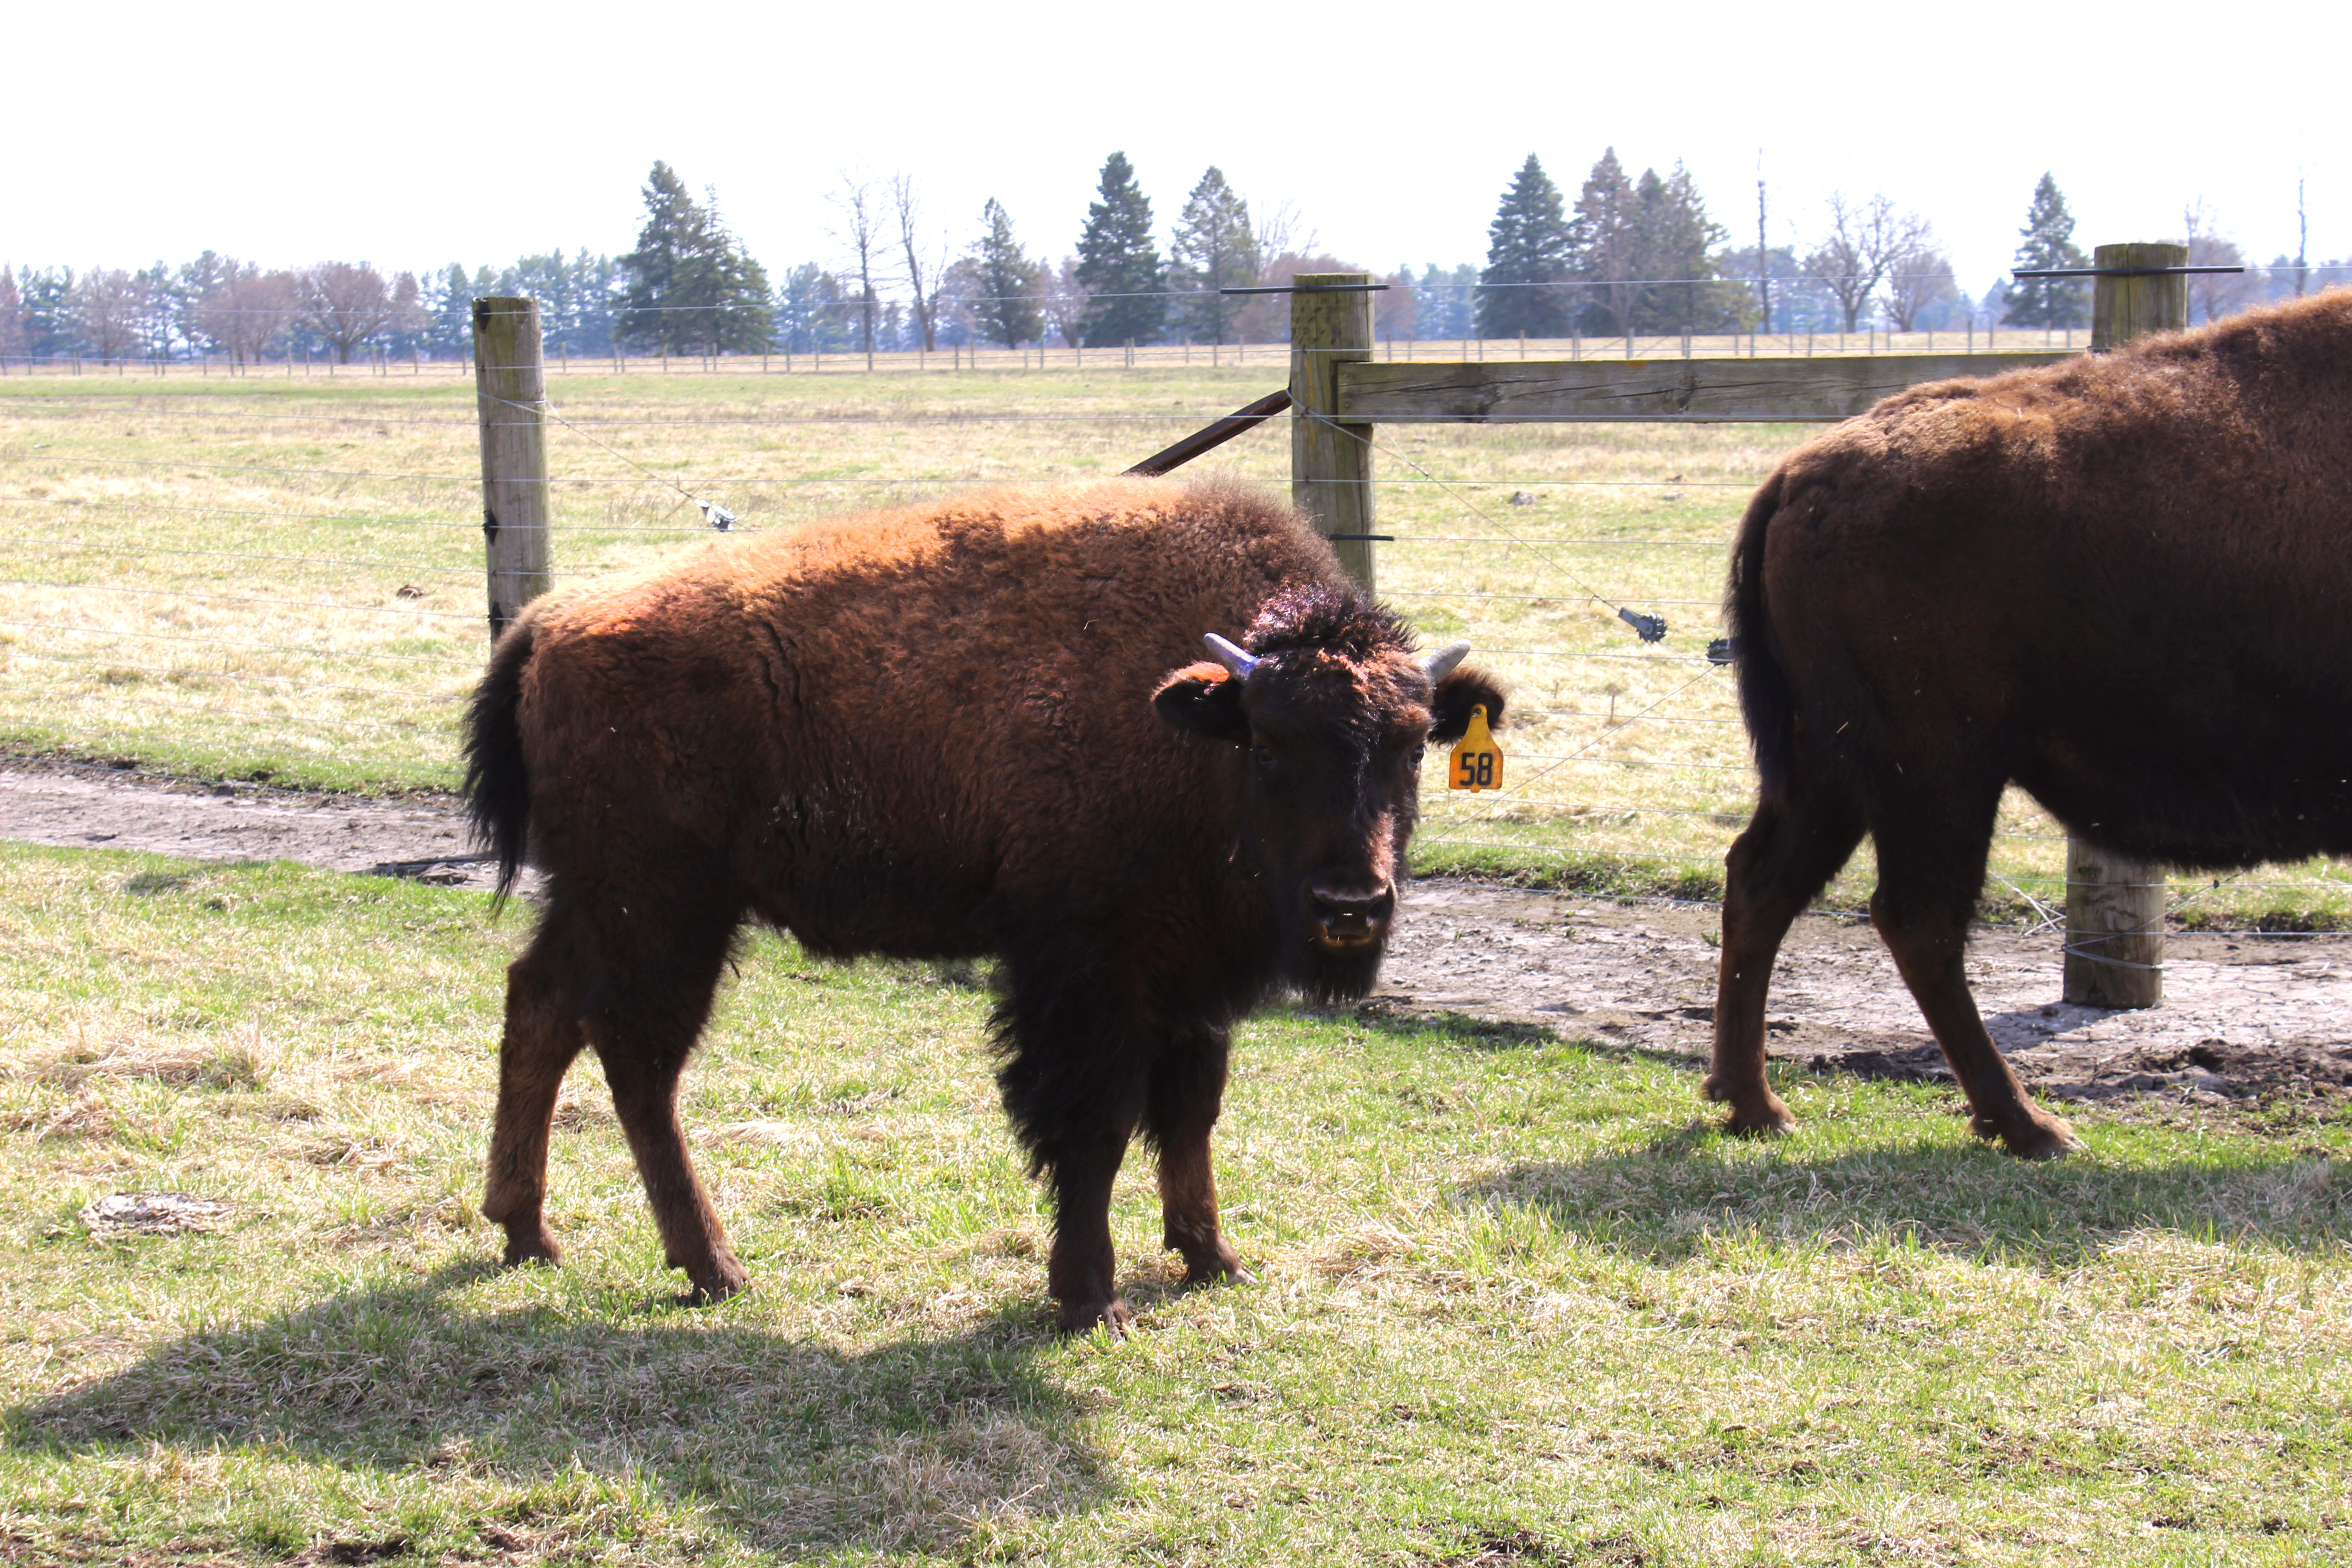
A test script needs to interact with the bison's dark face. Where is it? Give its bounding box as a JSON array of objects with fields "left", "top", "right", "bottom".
[{"left": 1153, "top": 610, "right": 1505, "bottom": 1004}]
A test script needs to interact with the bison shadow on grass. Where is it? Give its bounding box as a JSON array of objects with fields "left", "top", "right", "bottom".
[
  {"left": 1462, "top": 1128, "right": 2352, "bottom": 1268},
  {"left": 8, "top": 1262, "right": 1108, "bottom": 1556}
]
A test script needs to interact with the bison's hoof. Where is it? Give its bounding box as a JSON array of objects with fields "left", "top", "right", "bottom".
[
  {"left": 1705, "top": 1078, "right": 1797, "bottom": 1137},
  {"left": 1184, "top": 1260, "right": 1256, "bottom": 1289},
  {"left": 1983, "top": 1112, "right": 2085, "bottom": 1160},
  {"left": 501, "top": 1223, "right": 563, "bottom": 1269},
  {"left": 682, "top": 1254, "right": 753, "bottom": 1306},
  {"left": 1058, "top": 1296, "right": 1135, "bottom": 1338}
]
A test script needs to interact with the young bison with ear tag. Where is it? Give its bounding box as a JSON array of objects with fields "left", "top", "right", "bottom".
[{"left": 465, "top": 477, "right": 1504, "bottom": 1332}]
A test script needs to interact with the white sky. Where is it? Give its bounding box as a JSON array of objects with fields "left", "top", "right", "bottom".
[{"left": 7, "top": 0, "right": 2337, "bottom": 303}]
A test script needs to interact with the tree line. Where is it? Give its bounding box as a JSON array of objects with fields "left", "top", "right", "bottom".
[{"left": 0, "top": 157, "right": 2336, "bottom": 365}]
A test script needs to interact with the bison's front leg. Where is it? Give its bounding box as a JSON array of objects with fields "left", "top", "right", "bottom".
[
  {"left": 1041, "top": 1118, "right": 1138, "bottom": 1333},
  {"left": 1149, "top": 1027, "right": 1252, "bottom": 1288}
]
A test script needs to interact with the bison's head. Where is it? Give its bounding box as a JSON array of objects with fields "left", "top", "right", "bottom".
[{"left": 1152, "top": 584, "right": 1506, "bottom": 1003}]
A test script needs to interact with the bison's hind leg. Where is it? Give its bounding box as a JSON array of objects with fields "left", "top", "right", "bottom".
[
  {"left": 1867, "top": 789, "right": 2083, "bottom": 1159},
  {"left": 1709, "top": 781, "right": 1865, "bottom": 1137},
  {"left": 582, "top": 884, "right": 755, "bottom": 1303},
  {"left": 482, "top": 929, "right": 589, "bottom": 1269},
  {"left": 1147, "top": 1024, "right": 1254, "bottom": 1289}
]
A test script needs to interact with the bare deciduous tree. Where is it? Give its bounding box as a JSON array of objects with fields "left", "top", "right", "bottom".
[
  {"left": 1041, "top": 257, "right": 1089, "bottom": 348},
  {"left": 889, "top": 173, "right": 948, "bottom": 353},
  {"left": 298, "top": 262, "right": 412, "bottom": 363},
  {"left": 75, "top": 269, "right": 147, "bottom": 359},
  {"left": 198, "top": 261, "right": 299, "bottom": 369},
  {"left": 1804, "top": 192, "right": 1932, "bottom": 332},
  {"left": 2181, "top": 201, "right": 2257, "bottom": 323},
  {"left": 1881, "top": 236, "right": 1957, "bottom": 331},
  {"left": 827, "top": 173, "right": 884, "bottom": 358}
]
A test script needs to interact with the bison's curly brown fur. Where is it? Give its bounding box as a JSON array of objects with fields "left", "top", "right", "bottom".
[{"left": 464, "top": 476, "right": 1503, "bottom": 1329}]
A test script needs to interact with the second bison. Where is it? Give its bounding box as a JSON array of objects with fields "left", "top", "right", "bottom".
[{"left": 464, "top": 477, "right": 1503, "bottom": 1329}]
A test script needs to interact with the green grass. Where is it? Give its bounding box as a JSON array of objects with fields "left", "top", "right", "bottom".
[
  {"left": 5, "top": 365, "right": 2349, "bottom": 925},
  {"left": 3, "top": 840, "right": 2350, "bottom": 1563}
]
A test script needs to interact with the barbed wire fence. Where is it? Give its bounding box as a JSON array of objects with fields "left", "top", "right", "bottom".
[{"left": 1, "top": 285, "right": 2347, "bottom": 945}]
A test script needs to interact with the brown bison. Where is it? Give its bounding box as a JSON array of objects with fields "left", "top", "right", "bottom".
[
  {"left": 463, "top": 478, "right": 1503, "bottom": 1328},
  {"left": 1712, "top": 291, "right": 2352, "bottom": 1158}
]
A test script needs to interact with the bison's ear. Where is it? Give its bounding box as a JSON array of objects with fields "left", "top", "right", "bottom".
[
  {"left": 1428, "top": 665, "right": 1506, "bottom": 745},
  {"left": 1152, "top": 661, "right": 1249, "bottom": 740}
]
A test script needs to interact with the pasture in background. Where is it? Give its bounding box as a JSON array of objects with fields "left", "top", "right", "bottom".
[
  {"left": 1, "top": 842, "right": 2347, "bottom": 1562},
  {"left": 4, "top": 358, "right": 2348, "bottom": 934}
]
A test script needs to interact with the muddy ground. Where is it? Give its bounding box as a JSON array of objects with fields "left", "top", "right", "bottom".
[{"left": 7, "top": 755, "right": 2350, "bottom": 1126}]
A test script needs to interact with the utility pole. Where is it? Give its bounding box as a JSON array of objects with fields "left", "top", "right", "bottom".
[
  {"left": 1755, "top": 152, "right": 1772, "bottom": 334},
  {"left": 2297, "top": 172, "right": 2310, "bottom": 297}
]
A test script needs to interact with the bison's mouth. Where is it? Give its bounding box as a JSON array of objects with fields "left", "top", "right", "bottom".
[{"left": 1285, "top": 880, "right": 1396, "bottom": 1003}]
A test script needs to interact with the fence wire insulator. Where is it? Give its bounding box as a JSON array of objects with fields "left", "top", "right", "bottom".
[
  {"left": 698, "top": 500, "right": 737, "bottom": 531},
  {"left": 1617, "top": 607, "right": 1668, "bottom": 643},
  {"left": 1707, "top": 637, "right": 1740, "bottom": 665}
]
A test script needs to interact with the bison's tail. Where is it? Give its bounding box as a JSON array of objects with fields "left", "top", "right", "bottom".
[
  {"left": 1725, "top": 470, "right": 1797, "bottom": 804},
  {"left": 462, "top": 614, "right": 536, "bottom": 908}
]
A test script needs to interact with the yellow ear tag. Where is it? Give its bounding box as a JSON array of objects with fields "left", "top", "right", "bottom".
[{"left": 1448, "top": 705, "right": 1503, "bottom": 792}]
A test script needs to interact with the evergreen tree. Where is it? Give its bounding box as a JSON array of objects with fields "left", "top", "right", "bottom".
[
  {"left": 1569, "top": 148, "right": 1640, "bottom": 334},
  {"left": 1476, "top": 155, "right": 1573, "bottom": 338},
  {"left": 2003, "top": 173, "right": 2089, "bottom": 329},
  {"left": 618, "top": 162, "right": 773, "bottom": 354},
  {"left": 969, "top": 199, "right": 1044, "bottom": 348},
  {"left": 20, "top": 268, "right": 78, "bottom": 359},
  {"left": 0, "top": 267, "right": 24, "bottom": 358},
  {"left": 428, "top": 264, "right": 474, "bottom": 357},
  {"left": 1629, "top": 163, "right": 1744, "bottom": 334},
  {"left": 1074, "top": 152, "right": 1166, "bottom": 346},
  {"left": 1166, "top": 167, "right": 1257, "bottom": 344},
  {"left": 1413, "top": 263, "right": 1477, "bottom": 339}
]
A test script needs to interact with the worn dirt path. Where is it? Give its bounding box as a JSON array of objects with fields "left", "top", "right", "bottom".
[{"left": 6, "top": 756, "right": 2349, "bottom": 1116}]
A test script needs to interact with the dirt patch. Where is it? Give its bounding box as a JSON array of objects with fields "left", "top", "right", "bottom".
[{"left": 7, "top": 754, "right": 2351, "bottom": 1121}]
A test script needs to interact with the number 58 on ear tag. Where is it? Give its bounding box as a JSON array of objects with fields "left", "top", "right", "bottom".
[{"left": 1448, "top": 705, "right": 1502, "bottom": 792}]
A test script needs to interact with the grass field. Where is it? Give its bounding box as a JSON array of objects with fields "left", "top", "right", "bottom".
[
  {"left": 3, "top": 363, "right": 2348, "bottom": 928},
  {"left": 2, "top": 841, "right": 2349, "bottom": 1564}
]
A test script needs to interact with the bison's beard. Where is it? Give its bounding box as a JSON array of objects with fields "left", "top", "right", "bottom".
[{"left": 1286, "top": 935, "right": 1387, "bottom": 1006}]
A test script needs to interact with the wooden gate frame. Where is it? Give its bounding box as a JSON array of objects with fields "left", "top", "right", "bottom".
[{"left": 1274, "top": 262, "right": 2179, "bottom": 1004}]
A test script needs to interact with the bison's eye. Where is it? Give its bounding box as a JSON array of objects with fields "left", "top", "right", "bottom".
[{"left": 1252, "top": 744, "right": 1278, "bottom": 773}]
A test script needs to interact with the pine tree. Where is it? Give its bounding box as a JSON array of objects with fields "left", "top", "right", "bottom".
[
  {"left": 429, "top": 264, "right": 473, "bottom": 357},
  {"left": 1569, "top": 149, "right": 1642, "bottom": 334},
  {"left": 2003, "top": 173, "right": 2089, "bottom": 329},
  {"left": 1629, "top": 163, "right": 1742, "bottom": 334},
  {"left": 1476, "top": 155, "right": 1573, "bottom": 338},
  {"left": 1074, "top": 152, "right": 1166, "bottom": 347},
  {"left": 0, "top": 266, "right": 26, "bottom": 359},
  {"left": 970, "top": 199, "right": 1044, "bottom": 348},
  {"left": 618, "top": 162, "right": 772, "bottom": 354},
  {"left": 1167, "top": 167, "right": 1257, "bottom": 344}
]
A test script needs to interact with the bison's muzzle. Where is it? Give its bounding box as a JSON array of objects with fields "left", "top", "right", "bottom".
[{"left": 1307, "top": 880, "right": 1395, "bottom": 951}]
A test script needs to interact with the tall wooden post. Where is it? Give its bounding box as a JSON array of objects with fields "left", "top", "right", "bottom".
[
  {"left": 1289, "top": 272, "right": 1376, "bottom": 592},
  {"left": 2063, "top": 242, "right": 2186, "bottom": 1007},
  {"left": 473, "top": 296, "right": 552, "bottom": 642}
]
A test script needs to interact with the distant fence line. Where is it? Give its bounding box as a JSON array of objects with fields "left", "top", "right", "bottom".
[{"left": 0, "top": 325, "right": 2097, "bottom": 381}]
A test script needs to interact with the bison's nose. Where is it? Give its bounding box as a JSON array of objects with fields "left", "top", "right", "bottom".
[{"left": 1308, "top": 882, "right": 1396, "bottom": 950}]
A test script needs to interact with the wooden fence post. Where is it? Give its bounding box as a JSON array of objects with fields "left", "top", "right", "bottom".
[
  {"left": 2063, "top": 241, "right": 2187, "bottom": 1008},
  {"left": 1289, "top": 272, "right": 1377, "bottom": 593},
  {"left": 473, "top": 296, "right": 552, "bottom": 642}
]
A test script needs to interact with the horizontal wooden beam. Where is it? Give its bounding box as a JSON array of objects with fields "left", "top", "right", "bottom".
[{"left": 1336, "top": 352, "right": 2077, "bottom": 423}]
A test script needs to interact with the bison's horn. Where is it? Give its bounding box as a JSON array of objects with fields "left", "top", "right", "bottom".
[
  {"left": 1203, "top": 632, "right": 1259, "bottom": 677},
  {"left": 1421, "top": 641, "right": 1472, "bottom": 681}
]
